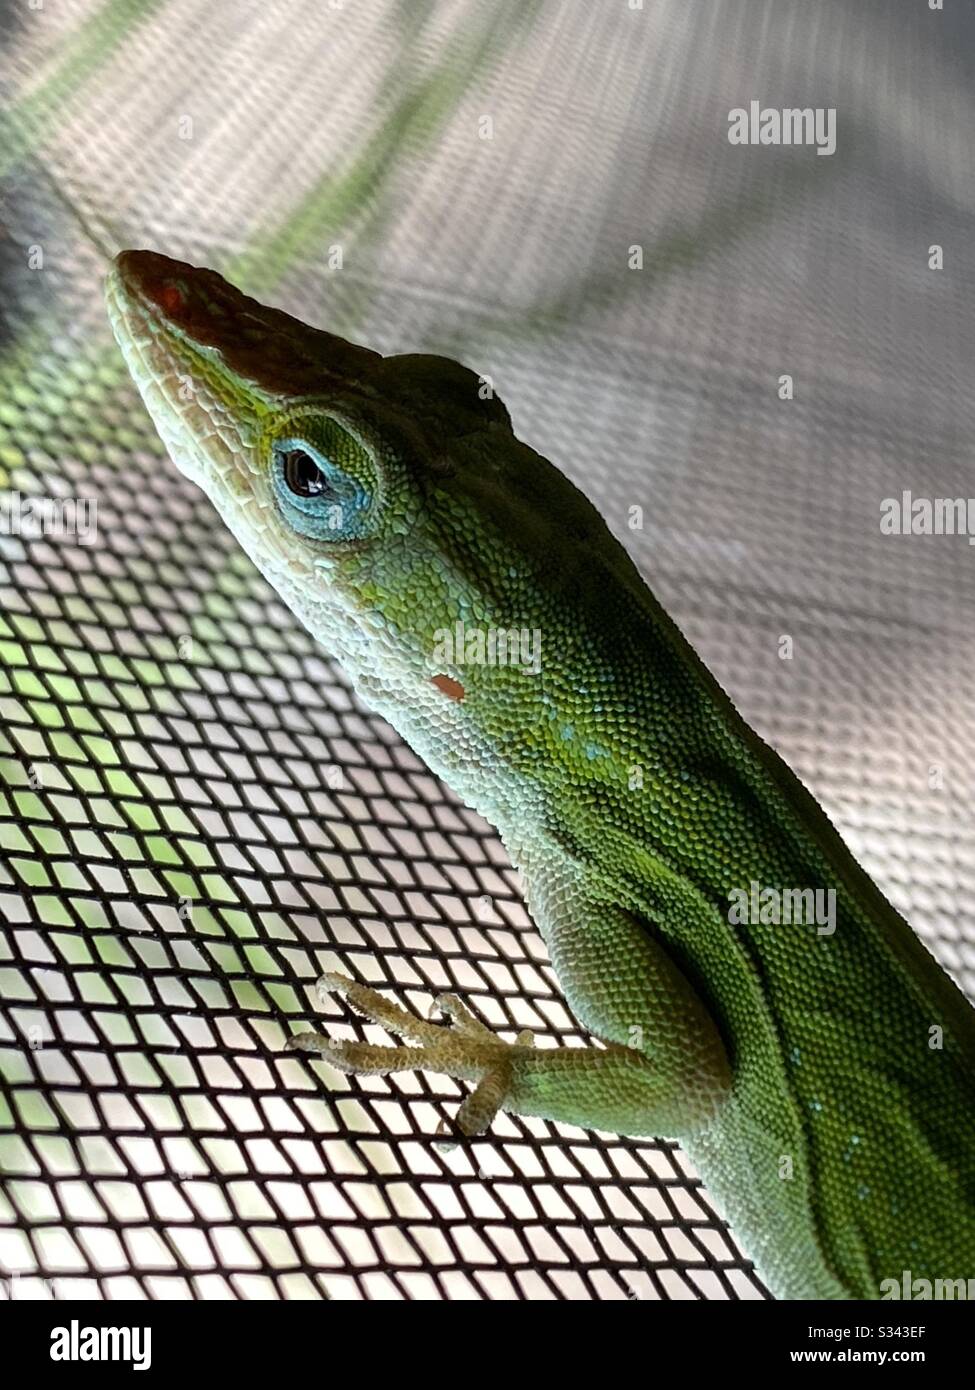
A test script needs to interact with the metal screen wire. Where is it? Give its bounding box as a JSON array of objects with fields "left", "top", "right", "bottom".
[{"left": 1, "top": 0, "right": 974, "bottom": 1300}]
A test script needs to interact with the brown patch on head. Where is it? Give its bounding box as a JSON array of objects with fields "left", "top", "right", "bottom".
[
  {"left": 112, "top": 249, "right": 383, "bottom": 397},
  {"left": 431, "top": 673, "right": 465, "bottom": 702}
]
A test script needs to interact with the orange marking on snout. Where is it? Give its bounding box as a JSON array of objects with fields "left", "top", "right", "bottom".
[{"left": 159, "top": 282, "right": 185, "bottom": 315}]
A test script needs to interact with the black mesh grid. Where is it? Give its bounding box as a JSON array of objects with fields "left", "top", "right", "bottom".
[
  {"left": 0, "top": 393, "right": 761, "bottom": 1301},
  {"left": 2, "top": 0, "right": 975, "bottom": 1301}
]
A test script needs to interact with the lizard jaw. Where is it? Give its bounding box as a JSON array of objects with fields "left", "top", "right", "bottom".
[{"left": 105, "top": 254, "right": 264, "bottom": 496}]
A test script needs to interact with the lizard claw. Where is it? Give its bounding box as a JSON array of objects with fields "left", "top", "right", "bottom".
[{"left": 287, "top": 972, "right": 528, "bottom": 1135}]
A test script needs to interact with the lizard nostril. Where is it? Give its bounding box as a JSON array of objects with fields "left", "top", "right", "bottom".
[{"left": 159, "top": 282, "right": 186, "bottom": 316}]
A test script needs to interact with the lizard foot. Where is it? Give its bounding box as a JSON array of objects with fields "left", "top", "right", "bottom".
[{"left": 287, "top": 972, "right": 535, "bottom": 1136}]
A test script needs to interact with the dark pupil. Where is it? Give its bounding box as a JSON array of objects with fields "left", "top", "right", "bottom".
[{"left": 282, "top": 448, "right": 330, "bottom": 498}]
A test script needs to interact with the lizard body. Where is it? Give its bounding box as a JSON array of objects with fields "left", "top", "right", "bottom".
[{"left": 106, "top": 250, "right": 975, "bottom": 1299}]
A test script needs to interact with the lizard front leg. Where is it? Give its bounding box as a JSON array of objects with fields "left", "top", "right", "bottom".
[{"left": 289, "top": 879, "right": 732, "bottom": 1139}]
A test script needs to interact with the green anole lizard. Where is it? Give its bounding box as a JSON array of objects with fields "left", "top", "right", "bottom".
[{"left": 106, "top": 249, "right": 975, "bottom": 1300}]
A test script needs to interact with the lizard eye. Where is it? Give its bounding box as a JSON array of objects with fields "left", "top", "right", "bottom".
[
  {"left": 270, "top": 423, "right": 378, "bottom": 543},
  {"left": 280, "top": 447, "right": 334, "bottom": 499}
]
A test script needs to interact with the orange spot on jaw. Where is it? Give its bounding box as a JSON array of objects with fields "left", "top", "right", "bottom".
[
  {"left": 432, "top": 673, "right": 465, "bottom": 702},
  {"left": 159, "top": 282, "right": 185, "bottom": 315}
]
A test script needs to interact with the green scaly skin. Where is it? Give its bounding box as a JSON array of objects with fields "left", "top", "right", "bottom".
[{"left": 106, "top": 250, "right": 975, "bottom": 1300}]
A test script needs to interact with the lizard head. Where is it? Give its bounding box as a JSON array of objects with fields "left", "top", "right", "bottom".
[
  {"left": 106, "top": 250, "right": 635, "bottom": 803},
  {"left": 105, "top": 251, "right": 524, "bottom": 671}
]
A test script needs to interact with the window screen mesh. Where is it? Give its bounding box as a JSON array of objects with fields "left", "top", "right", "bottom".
[{"left": 1, "top": 0, "right": 974, "bottom": 1300}]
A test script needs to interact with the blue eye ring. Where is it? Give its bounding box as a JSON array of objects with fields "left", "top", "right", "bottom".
[{"left": 270, "top": 431, "right": 376, "bottom": 542}]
